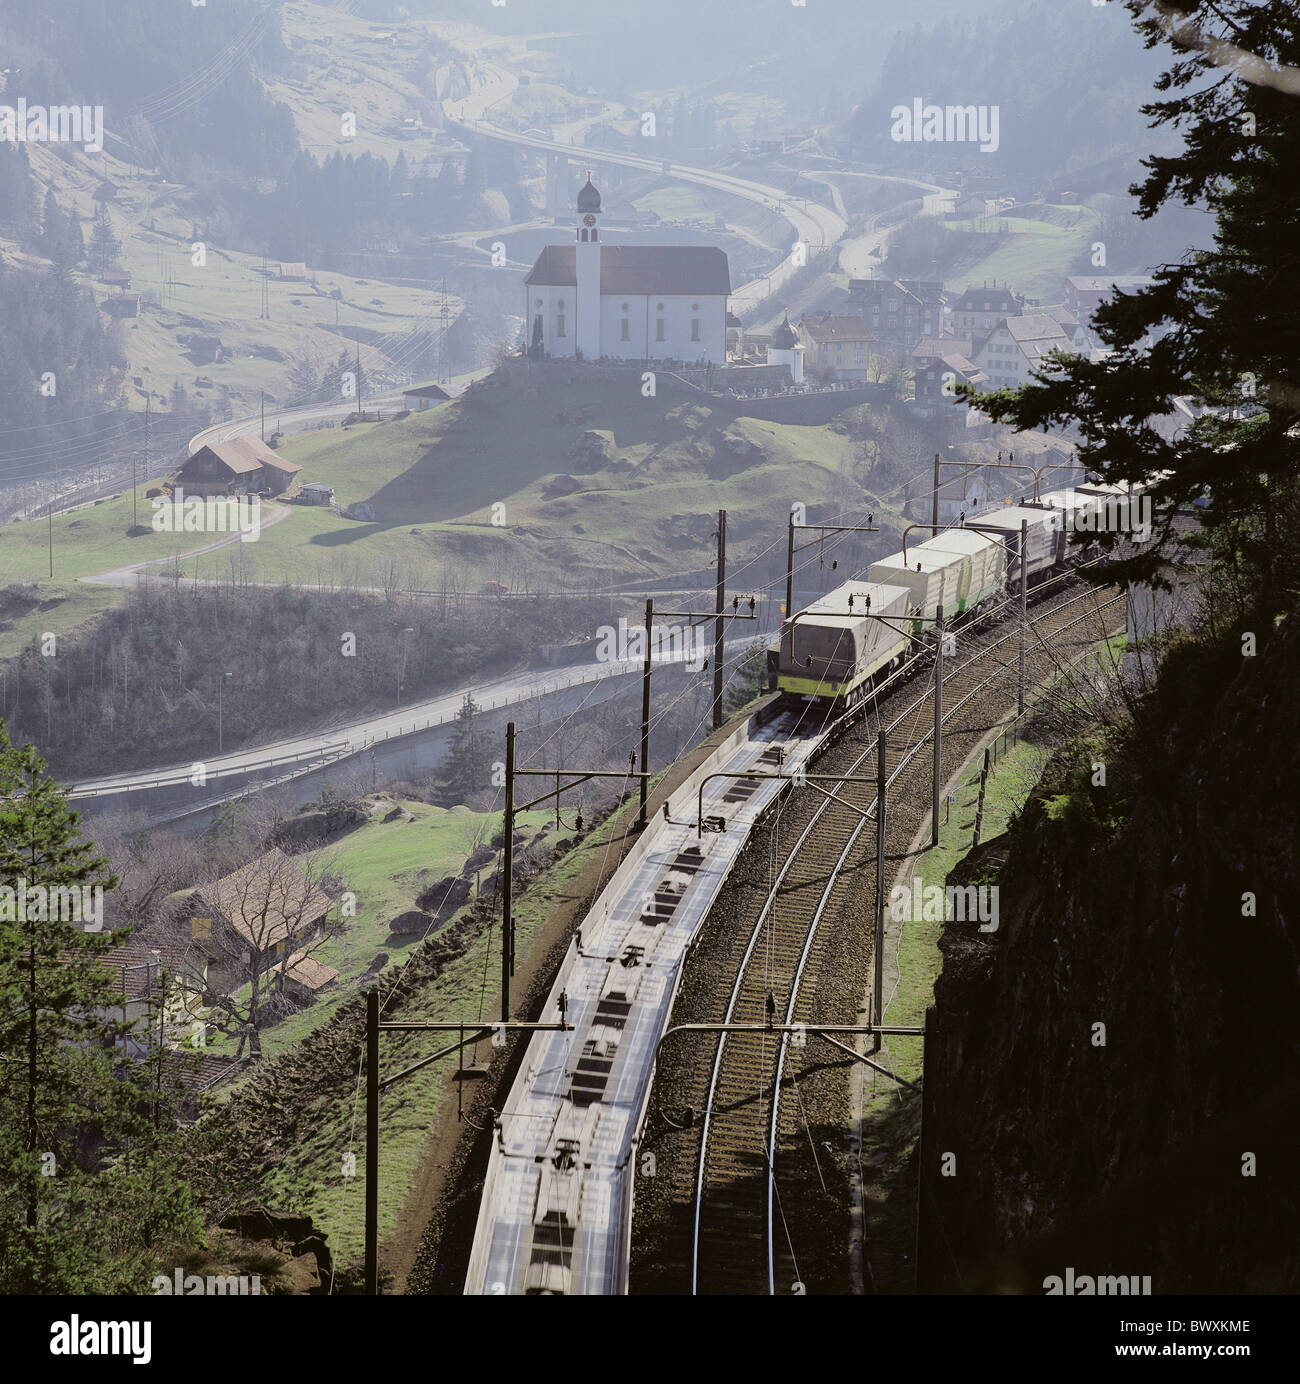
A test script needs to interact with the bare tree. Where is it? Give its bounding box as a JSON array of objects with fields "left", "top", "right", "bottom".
[{"left": 185, "top": 845, "right": 345, "bottom": 1059}]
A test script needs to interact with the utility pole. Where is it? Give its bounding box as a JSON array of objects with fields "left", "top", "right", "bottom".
[
  {"left": 932, "top": 452, "right": 941, "bottom": 533},
  {"left": 47, "top": 503, "right": 53, "bottom": 579},
  {"left": 501, "top": 721, "right": 651, "bottom": 1017},
  {"left": 356, "top": 338, "right": 364, "bottom": 418},
  {"left": 784, "top": 515, "right": 881, "bottom": 625},
  {"left": 1019, "top": 519, "right": 1027, "bottom": 714},
  {"left": 712, "top": 509, "right": 726, "bottom": 729},
  {"left": 365, "top": 989, "right": 379, "bottom": 1295},
  {"left": 260, "top": 391, "right": 265, "bottom": 442},
  {"left": 784, "top": 509, "right": 795, "bottom": 623},
  {"left": 874, "top": 729, "right": 887, "bottom": 1049},
  {"left": 502, "top": 721, "right": 515, "bottom": 1020},
  {"left": 132, "top": 455, "right": 137, "bottom": 532},
  {"left": 640, "top": 598, "right": 653, "bottom": 826},
  {"left": 932, "top": 604, "right": 944, "bottom": 849}
]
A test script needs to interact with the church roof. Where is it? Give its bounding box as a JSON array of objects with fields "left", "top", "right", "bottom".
[
  {"left": 772, "top": 314, "right": 799, "bottom": 349},
  {"left": 577, "top": 177, "right": 602, "bottom": 213},
  {"left": 525, "top": 244, "right": 731, "bottom": 296}
]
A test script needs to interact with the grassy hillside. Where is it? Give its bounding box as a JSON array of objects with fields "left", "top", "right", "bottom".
[
  {"left": 938, "top": 203, "right": 1101, "bottom": 302},
  {"left": 260, "top": 364, "right": 903, "bottom": 588},
  {"left": 0, "top": 365, "right": 922, "bottom": 658},
  {"left": 203, "top": 798, "right": 552, "bottom": 1064}
]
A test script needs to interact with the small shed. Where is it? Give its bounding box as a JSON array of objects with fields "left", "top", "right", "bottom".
[{"left": 403, "top": 382, "right": 451, "bottom": 411}]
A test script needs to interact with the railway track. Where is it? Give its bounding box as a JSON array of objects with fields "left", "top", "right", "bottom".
[{"left": 637, "top": 573, "right": 1127, "bottom": 1294}]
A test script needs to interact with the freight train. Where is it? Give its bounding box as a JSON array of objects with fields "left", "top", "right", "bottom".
[{"left": 770, "top": 483, "right": 1143, "bottom": 711}]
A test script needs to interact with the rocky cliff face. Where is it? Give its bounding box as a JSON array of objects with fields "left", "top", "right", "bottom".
[{"left": 919, "top": 614, "right": 1300, "bottom": 1293}]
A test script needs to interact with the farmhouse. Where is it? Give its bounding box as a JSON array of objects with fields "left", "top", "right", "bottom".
[
  {"left": 176, "top": 436, "right": 301, "bottom": 497},
  {"left": 186, "top": 848, "right": 332, "bottom": 995},
  {"left": 524, "top": 175, "right": 731, "bottom": 364}
]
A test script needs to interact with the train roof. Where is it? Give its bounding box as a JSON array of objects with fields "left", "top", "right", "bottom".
[
  {"left": 915, "top": 527, "right": 999, "bottom": 556},
  {"left": 1036, "top": 487, "right": 1094, "bottom": 509},
  {"left": 873, "top": 549, "right": 965, "bottom": 575},
  {"left": 968, "top": 504, "right": 1064, "bottom": 535},
  {"left": 804, "top": 579, "right": 911, "bottom": 616}
]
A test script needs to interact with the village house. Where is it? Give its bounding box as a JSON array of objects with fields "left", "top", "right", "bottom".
[
  {"left": 796, "top": 312, "right": 874, "bottom": 382},
  {"left": 914, "top": 353, "right": 988, "bottom": 404},
  {"left": 184, "top": 848, "right": 333, "bottom": 996},
  {"left": 946, "top": 284, "right": 1021, "bottom": 338},
  {"left": 971, "top": 314, "right": 1075, "bottom": 391},
  {"left": 101, "top": 292, "right": 140, "bottom": 318},
  {"left": 948, "top": 192, "right": 990, "bottom": 220},
  {"left": 847, "top": 278, "right": 945, "bottom": 355},
  {"left": 96, "top": 933, "right": 207, "bottom": 1059},
  {"left": 1065, "top": 274, "right": 1156, "bottom": 320},
  {"left": 911, "top": 336, "right": 975, "bottom": 368}
]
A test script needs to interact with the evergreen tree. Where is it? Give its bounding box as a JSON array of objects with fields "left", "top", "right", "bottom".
[
  {"left": 89, "top": 203, "right": 121, "bottom": 276},
  {"left": 436, "top": 695, "right": 492, "bottom": 804},
  {"left": 967, "top": 0, "right": 1300, "bottom": 613},
  {"left": 0, "top": 724, "right": 199, "bottom": 1292}
]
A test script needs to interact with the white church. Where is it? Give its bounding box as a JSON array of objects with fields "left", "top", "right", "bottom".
[{"left": 523, "top": 175, "right": 731, "bottom": 364}]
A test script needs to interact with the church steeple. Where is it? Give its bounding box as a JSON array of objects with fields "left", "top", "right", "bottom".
[
  {"left": 576, "top": 169, "right": 601, "bottom": 242},
  {"left": 575, "top": 170, "right": 602, "bottom": 359}
]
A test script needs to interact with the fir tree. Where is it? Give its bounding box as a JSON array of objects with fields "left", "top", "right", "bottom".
[
  {"left": 89, "top": 203, "right": 121, "bottom": 276},
  {"left": 436, "top": 695, "right": 492, "bottom": 804},
  {"left": 965, "top": 0, "right": 1300, "bottom": 614},
  {"left": 0, "top": 723, "right": 198, "bottom": 1292}
]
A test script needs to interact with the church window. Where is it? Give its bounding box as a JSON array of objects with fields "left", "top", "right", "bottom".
[
  {"left": 656, "top": 318, "right": 665, "bottom": 342},
  {"left": 691, "top": 319, "right": 700, "bottom": 342},
  {"left": 558, "top": 299, "right": 565, "bottom": 309},
  {"left": 557, "top": 314, "right": 566, "bottom": 338},
  {"left": 620, "top": 319, "right": 630, "bottom": 341},
  {"left": 621, "top": 303, "right": 629, "bottom": 311}
]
